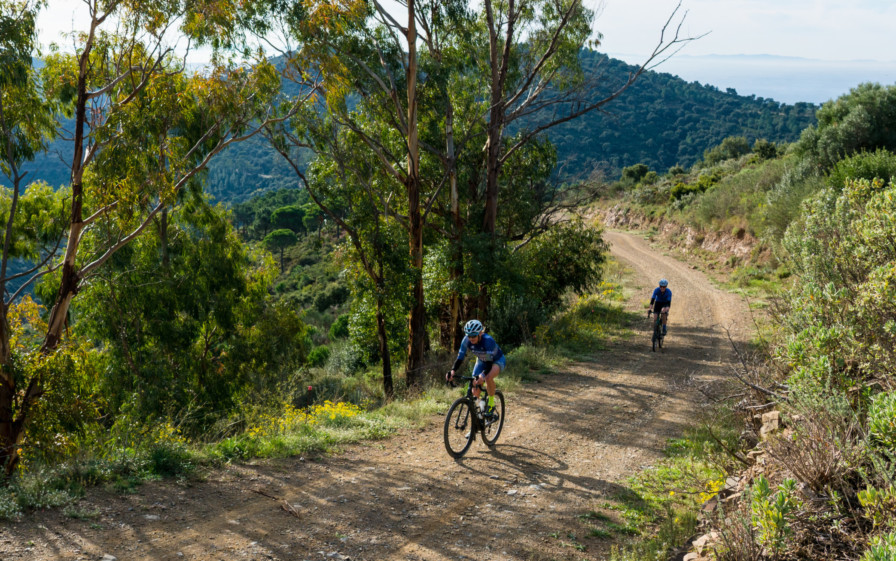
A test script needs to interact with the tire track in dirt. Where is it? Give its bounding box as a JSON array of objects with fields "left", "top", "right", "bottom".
[{"left": 0, "top": 230, "right": 753, "bottom": 561}]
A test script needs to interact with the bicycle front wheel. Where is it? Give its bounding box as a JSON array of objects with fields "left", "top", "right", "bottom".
[
  {"left": 481, "top": 391, "right": 505, "bottom": 447},
  {"left": 444, "top": 398, "right": 475, "bottom": 458},
  {"left": 652, "top": 329, "right": 658, "bottom": 352}
]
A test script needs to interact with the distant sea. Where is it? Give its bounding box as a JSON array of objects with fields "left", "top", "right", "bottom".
[{"left": 610, "top": 53, "right": 896, "bottom": 105}]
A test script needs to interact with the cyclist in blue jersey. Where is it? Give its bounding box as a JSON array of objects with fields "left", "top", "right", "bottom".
[
  {"left": 649, "top": 278, "right": 672, "bottom": 335},
  {"left": 446, "top": 319, "right": 505, "bottom": 420}
]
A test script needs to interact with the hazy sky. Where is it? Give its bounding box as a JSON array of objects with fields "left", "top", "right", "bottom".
[
  {"left": 596, "top": 0, "right": 896, "bottom": 62},
  {"left": 35, "top": 0, "right": 896, "bottom": 103}
]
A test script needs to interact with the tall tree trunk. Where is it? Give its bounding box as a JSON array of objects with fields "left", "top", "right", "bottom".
[
  {"left": 376, "top": 291, "right": 393, "bottom": 398},
  {"left": 404, "top": 0, "right": 426, "bottom": 388},
  {"left": 42, "top": 36, "right": 91, "bottom": 353},
  {"left": 0, "top": 314, "right": 17, "bottom": 477},
  {"left": 447, "top": 104, "right": 464, "bottom": 351}
]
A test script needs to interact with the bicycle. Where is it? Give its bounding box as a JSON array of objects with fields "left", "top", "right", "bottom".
[
  {"left": 443, "top": 375, "right": 505, "bottom": 459},
  {"left": 648, "top": 310, "right": 666, "bottom": 352}
]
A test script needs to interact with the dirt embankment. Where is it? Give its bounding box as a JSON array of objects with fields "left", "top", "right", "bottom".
[
  {"left": 601, "top": 204, "right": 769, "bottom": 271},
  {"left": 0, "top": 230, "right": 752, "bottom": 561}
]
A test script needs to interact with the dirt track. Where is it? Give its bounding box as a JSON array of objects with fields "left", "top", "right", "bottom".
[{"left": 0, "top": 230, "right": 752, "bottom": 561}]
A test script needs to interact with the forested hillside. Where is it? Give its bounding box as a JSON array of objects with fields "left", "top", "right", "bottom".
[
  {"left": 9, "top": 52, "right": 817, "bottom": 203},
  {"left": 533, "top": 51, "right": 817, "bottom": 179}
]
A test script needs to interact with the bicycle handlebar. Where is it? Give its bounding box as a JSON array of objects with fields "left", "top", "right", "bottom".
[{"left": 446, "top": 374, "right": 479, "bottom": 388}]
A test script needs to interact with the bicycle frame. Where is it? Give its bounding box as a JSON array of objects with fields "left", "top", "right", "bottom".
[{"left": 443, "top": 375, "right": 505, "bottom": 458}]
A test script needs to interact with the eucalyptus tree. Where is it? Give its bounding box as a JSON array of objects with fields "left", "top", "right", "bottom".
[
  {"left": 269, "top": 111, "right": 406, "bottom": 397},
  {"left": 0, "top": 0, "right": 299, "bottom": 477},
  {"left": 261, "top": 0, "right": 474, "bottom": 386},
  {"left": 472, "top": 0, "right": 698, "bottom": 311},
  {"left": 0, "top": 0, "right": 63, "bottom": 479}
]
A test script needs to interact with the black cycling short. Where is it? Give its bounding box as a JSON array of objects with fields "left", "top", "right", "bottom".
[{"left": 651, "top": 301, "right": 670, "bottom": 315}]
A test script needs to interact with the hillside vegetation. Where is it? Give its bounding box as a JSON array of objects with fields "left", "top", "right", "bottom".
[{"left": 601, "top": 82, "right": 896, "bottom": 561}]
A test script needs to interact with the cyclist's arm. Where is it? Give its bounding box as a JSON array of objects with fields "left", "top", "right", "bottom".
[{"left": 450, "top": 338, "right": 469, "bottom": 374}]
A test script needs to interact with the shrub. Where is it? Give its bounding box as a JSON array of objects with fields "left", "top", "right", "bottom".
[
  {"left": 868, "top": 391, "right": 896, "bottom": 454},
  {"left": 307, "top": 345, "right": 331, "bottom": 367},
  {"left": 753, "top": 139, "right": 780, "bottom": 160},
  {"left": 828, "top": 148, "right": 896, "bottom": 191},
  {"left": 328, "top": 314, "right": 350, "bottom": 340},
  {"left": 147, "top": 441, "right": 193, "bottom": 477},
  {"left": 488, "top": 294, "right": 547, "bottom": 347},
  {"left": 750, "top": 476, "right": 801, "bottom": 558},
  {"left": 703, "top": 136, "right": 751, "bottom": 166},
  {"left": 621, "top": 163, "right": 649, "bottom": 183},
  {"left": 326, "top": 341, "right": 366, "bottom": 376},
  {"left": 862, "top": 531, "right": 896, "bottom": 561}
]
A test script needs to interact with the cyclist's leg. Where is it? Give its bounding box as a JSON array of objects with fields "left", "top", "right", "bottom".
[
  {"left": 471, "top": 360, "right": 487, "bottom": 398},
  {"left": 483, "top": 356, "right": 505, "bottom": 397},
  {"left": 661, "top": 306, "right": 670, "bottom": 333}
]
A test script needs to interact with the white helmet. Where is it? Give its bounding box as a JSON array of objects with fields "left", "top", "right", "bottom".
[{"left": 463, "top": 319, "right": 484, "bottom": 336}]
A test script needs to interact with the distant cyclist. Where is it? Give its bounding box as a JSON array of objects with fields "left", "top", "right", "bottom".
[
  {"left": 649, "top": 279, "right": 672, "bottom": 335},
  {"left": 446, "top": 319, "right": 505, "bottom": 419}
]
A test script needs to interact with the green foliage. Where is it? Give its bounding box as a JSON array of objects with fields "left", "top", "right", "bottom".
[
  {"left": 858, "top": 485, "right": 896, "bottom": 530},
  {"left": 868, "top": 391, "right": 896, "bottom": 454},
  {"left": 781, "top": 178, "right": 896, "bottom": 381},
  {"left": 750, "top": 476, "right": 801, "bottom": 557},
  {"left": 328, "top": 314, "right": 350, "bottom": 340},
  {"left": 621, "top": 163, "right": 649, "bottom": 183},
  {"left": 762, "top": 159, "right": 826, "bottom": 241},
  {"left": 0, "top": 1, "right": 57, "bottom": 183},
  {"left": 702, "top": 136, "right": 751, "bottom": 166},
  {"left": 862, "top": 532, "right": 896, "bottom": 561},
  {"left": 828, "top": 148, "right": 896, "bottom": 190},
  {"left": 753, "top": 138, "right": 782, "bottom": 160},
  {"left": 518, "top": 222, "right": 608, "bottom": 309},
  {"left": 264, "top": 228, "right": 298, "bottom": 271},
  {"left": 230, "top": 188, "right": 308, "bottom": 238},
  {"left": 795, "top": 83, "right": 896, "bottom": 171},
  {"left": 307, "top": 345, "right": 331, "bottom": 367},
  {"left": 73, "top": 198, "right": 308, "bottom": 434},
  {"left": 270, "top": 204, "right": 306, "bottom": 233}
]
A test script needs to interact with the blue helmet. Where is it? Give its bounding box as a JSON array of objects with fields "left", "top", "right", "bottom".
[
  {"left": 659, "top": 279, "right": 669, "bottom": 287},
  {"left": 463, "top": 319, "right": 484, "bottom": 336}
]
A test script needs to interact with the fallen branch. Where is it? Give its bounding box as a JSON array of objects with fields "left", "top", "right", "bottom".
[
  {"left": 706, "top": 424, "right": 751, "bottom": 467},
  {"left": 251, "top": 488, "right": 302, "bottom": 518}
]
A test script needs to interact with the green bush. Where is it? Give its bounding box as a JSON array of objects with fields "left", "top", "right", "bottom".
[
  {"left": 862, "top": 531, "right": 896, "bottom": 561},
  {"left": 828, "top": 148, "right": 896, "bottom": 191},
  {"left": 868, "top": 391, "right": 896, "bottom": 453},
  {"left": 307, "top": 345, "right": 331, "bottom": 367},
  {"left": 328, "top": 314, "right": 350, "bottom": 340},
  {"left": 703, "top": 136, "right": 751, "bottom": 166},
  {"left": 326, "top": 341, "right": 366, "bottom": 376},
  {"left": 147, "top": 441, "right": 194, "bottom": 477},
  {"left": 670, "top": 181, "right": 701, "bottom": 201},
  {"left": 488, "top": 294, "right": 547, "bottom": 347},
  {"left": 750, "top": 476, "right": 801, "bottom": 557}
]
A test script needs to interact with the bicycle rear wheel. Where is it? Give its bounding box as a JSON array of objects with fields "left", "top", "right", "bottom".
[
  {"left": 481, "top": 391, "right": 505, "bottom": 447},
  {"left": 444, "top": 398, "right": 475, "bottom": 458}
]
